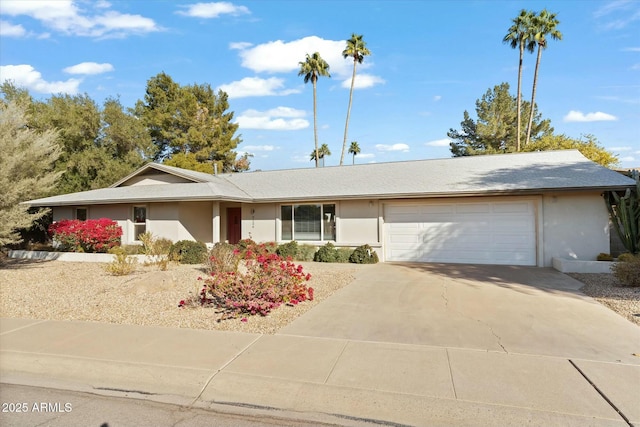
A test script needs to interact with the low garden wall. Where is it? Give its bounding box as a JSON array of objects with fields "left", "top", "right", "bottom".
[
  {"left": 552, "top": 257, "right": 615, "bottom": 274},
  {"left": 8, "top": 250, "right": 152, "bottom": 264}
]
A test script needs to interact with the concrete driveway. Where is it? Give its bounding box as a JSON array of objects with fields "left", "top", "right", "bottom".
[{"left": 280, "top": 263, "right": 640, "bottom": 364}]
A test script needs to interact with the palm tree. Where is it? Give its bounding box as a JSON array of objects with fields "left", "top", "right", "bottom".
[
  {"left": 348, "top": 141, "right": 361, "bottom": 165},
  {"left": 310, "top": 143, "right": 331, "bottom": 167},
  {"left": 503, "top": 10, "right": 536, "bottom": 152},
  {"left": 525, "top": 9, "right": 562, "bottom": 146},
  {"left": 340, "top": 34, "right": 370, "bottom": 166},
  {"left": 298, "top": 52, "right": 331, "bottom": 168}
]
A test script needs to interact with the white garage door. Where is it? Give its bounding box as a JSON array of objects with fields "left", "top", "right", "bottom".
[{"left": 385, "top": 200, "right": 536, "bottom": 265}]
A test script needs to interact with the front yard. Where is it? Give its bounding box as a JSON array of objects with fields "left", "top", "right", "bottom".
[{"left": 0, "top": 259, "right": 358, "bottom": 334}]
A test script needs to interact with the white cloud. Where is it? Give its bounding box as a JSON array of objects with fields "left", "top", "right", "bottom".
[
  {"left": 631, "top": 63, "right": 640, "bottom": 70},
  {"left": 433, "top": 95, "right": 442, "bottom": 102},
  {"left": 425, "top": 138, "right": 450, "bottom": 147},
  {"left": 340, "top": 73, "right": 385, "bottom": 89},
  {"left": 357, "top": 153, "right": 375, "bottom": 159},
  {"left": 229, "top": 41, "right": 252, "bottom": 50},
  {"left": 622, "top": 47, "right": 640, "bottom": 52},
  {"left": 593, "top": 0, "right": 640, "bottom": 30},
  {"left": 610, "top": 146, "right": 632, "bottom": 151},
  {"left": 236, "top": 107, "right": 309, "bottom": 130},
  {"left": 375, "top": 143, "right": 410, "bottom": 152},
  {"left": 242, "top": 145, "right": 276, "bottom": 152},
  {"left": 235, "top": 36, "right": 352, "bottom": 77},
  {"left": 0, "top": 20, "right": 26, "bottom": 37},
  {"left": 218, "top": 77, "right": 299, "bottom": 98},
  {"left": 620, "top": 156, "right": 635, "bottom": 162},
  {"left": 0, "top": 64, "right": 81, "bottom": 94},
  {"left": 0, "top": 0, "right": 159, "bottom": 38},
  {"left": 63, "top": 62, "right": 114, "bottom": 75},
  {"left": 176, "top": 2, "right": 250, "bottom": 18},
  {"left": 563, "top": 110, "right": 618, "bottom": 122}
]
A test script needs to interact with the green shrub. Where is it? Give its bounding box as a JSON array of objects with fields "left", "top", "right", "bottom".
[
  {"left": 170, "top": 240, "right": 207, "bottom": 264},
  {"left": 336, "top": 247, "right": 353, "bottom": 263},
  {"left": 277, "top": 241, "right": 299, "bottom": 260},
  {"left": 207, "top": 242, "right": 239, "bottom": 274},
  {"left": 104, "top": 247, "right": 137, "bottom": 276},
  {"left": 611, "top": 255, "right": 640, "bottom": 286},
  {"left": 314, "top": 242, "right": 338, "bottom": 262},
  {"left": 617, "top": 253, "right": 636, "bottom": 262},
  {"left": 597, "top": 252, "right": 613, "bottom": 261},
  {"left": 297, "top": 244, "right": 316, "bottom": 261},
  {"left": 349, "top": 244, "right": 379, "bottom": 264}
]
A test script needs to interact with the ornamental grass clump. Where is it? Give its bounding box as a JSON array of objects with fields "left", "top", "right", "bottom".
[
  {"left": 48, "top": 218, "right": 122, "bottom": 253},
  {"left": 190, "top": 250, "right": 313, "bottom": 319},
  {"left": 104, "top": 246, "right": 137, "bottom": 276}
]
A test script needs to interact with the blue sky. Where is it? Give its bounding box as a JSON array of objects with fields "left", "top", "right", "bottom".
[{"left": 1, "top": 0, "right": 638, "bottom": 171}]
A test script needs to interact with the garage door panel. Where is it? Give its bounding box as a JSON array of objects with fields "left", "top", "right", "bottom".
[
  {"left": 420, "top": 205, "right": 454, "bottom": 214},
  {"left": 492, "top": 202, "right": 532, "bottom": 213},
  {"left": 385, "top": 200, "right": 536, "bottom": 266}
]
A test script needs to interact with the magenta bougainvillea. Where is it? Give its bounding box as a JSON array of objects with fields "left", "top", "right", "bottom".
[
  {"left": 48, "top": 218, "right": 122, "bottom": 253},
  {"left": 180, "top": 242, "right": 313, "bottom": 318}
]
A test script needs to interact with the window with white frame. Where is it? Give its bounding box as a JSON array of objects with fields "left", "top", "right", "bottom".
[
  {"left": 281, "top": 204, "right": 335, "bottom": 241},
  {"left": 133, "top": 206, "right": 146, "bottom": 240}
]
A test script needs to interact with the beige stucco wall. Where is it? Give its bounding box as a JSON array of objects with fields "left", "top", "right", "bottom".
[
  {"left": 242, "top": 203, "right": 277, "bottom": 242},
  {"left": 178, "top": 201, "right": 213, "bottom": 243},
  {"left": 338, "top": 199, "right": 380, "bottom": 245},
  {"left": 541, "top": 192, "right": 609, "bottom": 266}
]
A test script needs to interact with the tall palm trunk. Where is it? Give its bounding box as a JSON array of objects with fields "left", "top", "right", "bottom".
[
  {"left": 525, "top": 44, "right": 543, "bottom": 146},
  {"left": 312, "top": 79, "right": 319, "bottom": 168},
  {"left": 340, "top": 59, "right": 357, "bottom": 165},
  {"left": 516, "top": 41, "right": 524, "bottom": 152}
]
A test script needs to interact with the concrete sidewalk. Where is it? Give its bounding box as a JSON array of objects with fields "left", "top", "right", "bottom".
[{"left": 1, "top": 317, "right": 638, "bottom": 426}]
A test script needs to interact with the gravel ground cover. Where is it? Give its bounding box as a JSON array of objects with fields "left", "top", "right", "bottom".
[
  {"left": 570, "top": 273, "right": 640, "bottom": 326},
  {"left": 0, "top": 259, "right": 358, "bottom": 334}
]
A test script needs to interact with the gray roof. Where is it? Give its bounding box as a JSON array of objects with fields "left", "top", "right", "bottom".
[{"left": 26, "top": 150, "right": 636, "bottom": 206}]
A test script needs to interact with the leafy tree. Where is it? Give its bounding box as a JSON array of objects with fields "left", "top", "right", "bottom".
[
  {"left": 449, "top": 83, "right": 552, "bottom": 156},
  {"left": 1, "top": 84, "right": 158, "bottom": 195},
  {"left": 348, "top": 141, "right": 361, "bottom": 165},
  {"left": 310, "top": 143, "right": 331, "bottom": 167},
  {"left": 0, "top": 101, "right": 61, "bottom": 246},
  {"left": 521, "top": 134, "right": 618, "bottom": 167},
  {"left": 340, "top": 34, "right": 370, "bottom": 165},
  {"left": 135, "top": 72, "right": 245, "bottom": 172},
  {"left": 525, "top": 9, "right": 562, "bottom": 146},
  {"left": 503, "top": 9, "right": 536, "bottom": 152},
  {"left": 298, "top": 53, "right": 331, "bottom": 168}
]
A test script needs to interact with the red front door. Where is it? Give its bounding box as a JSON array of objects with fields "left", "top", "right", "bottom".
[{"left": 227, "top": 207, "right": 242, "bottom": 244}]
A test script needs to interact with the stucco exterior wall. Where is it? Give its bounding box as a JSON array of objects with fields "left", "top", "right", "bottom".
[
  {"left": 242, "top": 203, "right": 277, "bottom": 242},
  {"left": 541, "top": 192, "right": 609, "bottom": 266},
  {"left": 52, "top": 207, "right": 73, "bottom": 222},
  {"left": 338, "top": 200, "right": 380, "bottom": 245},
  {"left": 147, "top": 203, "right": 180, "bottom": 243},
  {"left": 178, "top": 201, "right": 213, "bottom": 243}
]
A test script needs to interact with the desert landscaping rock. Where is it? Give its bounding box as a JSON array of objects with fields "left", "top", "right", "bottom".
[
  {"left": 570, "top": 272, "right": 640, "bottom": 326},
  {"left": 0, "top": 259, "right": 358, "bottom": 334}
]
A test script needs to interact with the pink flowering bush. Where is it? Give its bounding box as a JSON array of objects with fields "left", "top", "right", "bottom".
[
  {"left": 48, "top": 218, "right": 122, "bottom": 253},
  {"left": 183, "top": 248, "right": 313, "bottom": 319}
]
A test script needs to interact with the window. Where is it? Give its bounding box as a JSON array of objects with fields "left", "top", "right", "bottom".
[
  {"left": 75, "top": 208, "right": 87, "bottom": 221},
  {"left": 281, "top": 204, "right": 335, "bottom": 241},
  {"left": 133, "top": 206, "right": 146, "bottom": 240}
]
